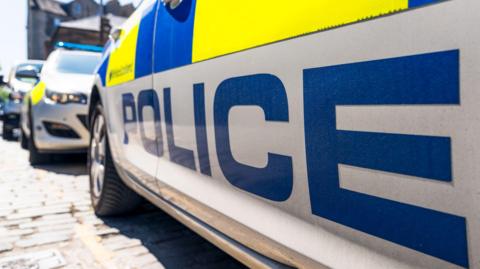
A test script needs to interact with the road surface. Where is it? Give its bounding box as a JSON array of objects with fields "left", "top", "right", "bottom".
[{"left": 0, "top": 126, "right": 245, "bottom": 269}]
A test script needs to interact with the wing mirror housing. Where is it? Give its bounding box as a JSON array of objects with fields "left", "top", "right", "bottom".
[
  {"left": 162, "top": 0, "right": 182, "bottom": 9},
  {"left": 109, "top": 28, "right": 123, "bottom": 42}
]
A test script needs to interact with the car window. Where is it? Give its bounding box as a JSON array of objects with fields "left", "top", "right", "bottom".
[{"left": 55, "top": 53, "right": 101, "bottom": 75}]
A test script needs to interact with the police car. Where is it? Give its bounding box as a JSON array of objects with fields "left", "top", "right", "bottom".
[
  {"left": 89, "top": 0, "right": 478, "bottom": 268},
  {"left": 23, "top": 43, "right": 101, "bottom": 164}
]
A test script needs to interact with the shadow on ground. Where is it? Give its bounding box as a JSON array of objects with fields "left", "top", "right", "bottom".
[
  {"left": 33, "top": 154, "right": 88, "bottom": 176},
  {"left": 101, "top": 204, "right": 247, "bottom": 269},
  {"left": 0, "top": 123, "right": 246, "bottom": 268}
]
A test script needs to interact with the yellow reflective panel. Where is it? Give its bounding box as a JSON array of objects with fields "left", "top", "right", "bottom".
[
  {"left": 106, "top": 0, "right": 158, "bottom": 87},
  {"left": 106, "top": 22, "right": 140, "bottom": 87},
  {"left": 192, "top": 0, "right": 409, "bottom": 62},
  {"left": 31, "top": 81, "right": 46, "bottom": 106}
]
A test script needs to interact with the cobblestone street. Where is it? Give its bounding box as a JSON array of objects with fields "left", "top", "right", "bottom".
[{"left": 0, "top": 129, "right": 245, "bottom": 269}]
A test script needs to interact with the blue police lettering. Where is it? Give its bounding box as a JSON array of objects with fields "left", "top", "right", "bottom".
[
  {"left": 138, "top": 89, "right": 163, "bottom": 157},
  {"left": 214, "top": 74, "right": 293, "bottom": 202},
  {"left": 120, "top": 50, "right": 468, "bottom": 267},
  {"left": 303, "top": 50, "right": 467, "bottom": 267}
]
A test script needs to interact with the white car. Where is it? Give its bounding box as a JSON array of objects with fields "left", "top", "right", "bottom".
[
  {"left": 22, "top": 49, "right": 100, "bottom": 164},
  {"left": 89, "top": 1, "right": 477, "bottom": 268}
]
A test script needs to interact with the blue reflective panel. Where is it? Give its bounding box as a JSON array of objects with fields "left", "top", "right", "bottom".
[
  {"left": 135, "top": 1, "right": 158, "bottom": 78},
  {"left": 138, "top": 89, "right": 164, "bottom": 157},
  {"left": 409, "top": 0, "right": 440, "bottom": 8},
  {"left": 194, "top": 83, "right": 212, "bottom": 176},
  {"left": 97, "top": 56, "right": 109, "bottom": 87},
  {"left": 303, "top": 50, "right": 467, "bottom": 267},
  {"left": 153, "top": 0, "right": 197, "bottom": 73}
]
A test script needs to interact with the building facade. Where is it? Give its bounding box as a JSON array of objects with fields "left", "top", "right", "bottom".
[{"left": 27, "top": 0, "right": 134, "bottom": 60}]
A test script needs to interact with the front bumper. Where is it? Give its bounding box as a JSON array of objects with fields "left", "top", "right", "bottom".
[{"left": 32, "top": 99, "right": 89, "bottom": 153}]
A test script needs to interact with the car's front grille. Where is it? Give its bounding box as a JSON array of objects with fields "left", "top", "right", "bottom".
[{"left": 43, "top": 121, "right": 80, "bottom": 139}]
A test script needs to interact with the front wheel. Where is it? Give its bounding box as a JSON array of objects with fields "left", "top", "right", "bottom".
[{"left": 88, "top": 102, "right": 142, "bottom": 216}]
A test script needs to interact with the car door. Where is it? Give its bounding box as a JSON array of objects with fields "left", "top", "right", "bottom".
[
  {"left": 150, "top": 1, "right": 474, "bottom": 268},
  {"left": 102, "top": 0, "right": 159, "bottom": 190}
]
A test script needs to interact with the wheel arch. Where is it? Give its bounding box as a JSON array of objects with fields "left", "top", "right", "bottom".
[{"left": 88, "top": 85, "right": 101, "bottom": 130}]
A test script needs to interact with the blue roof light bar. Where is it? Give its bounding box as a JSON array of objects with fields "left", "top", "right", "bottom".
[{"left": 55, "top": 42, "right": 103, "bottom": 53}]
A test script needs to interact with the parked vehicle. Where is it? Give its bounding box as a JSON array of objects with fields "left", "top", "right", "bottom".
[
  {"left": 0, "top": 77, "right": 5, "bottom": 120},
  {"left": 22, "top": 49, "right": 100, "bottom": 164},
  {"left": 88, "top": 1, "right": 477, "bottom": 268},
  {"left": 2, "top": 61, "right": 43, "bottom": 140},
  {"left": 0, "top": 100, "right": 5, "bottom": 120}
]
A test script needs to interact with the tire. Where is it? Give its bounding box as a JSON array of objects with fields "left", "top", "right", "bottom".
[
  {"left": 89, "top": 102, "right": 142, "bottom": 216},
  {"left": 28, "top": 110, "right": 52, "bottom": 165},
  {"left": 20, "top": 128, "right": 28, "bottom": 149},
  {"left": 2, "top": 123, "right": 13, "bottom": 141}
]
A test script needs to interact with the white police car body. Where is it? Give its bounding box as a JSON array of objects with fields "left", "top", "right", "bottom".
[{"left": 89, "top": 1, "right": 480, "bottom": 268}]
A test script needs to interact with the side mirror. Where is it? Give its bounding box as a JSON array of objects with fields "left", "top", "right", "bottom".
[
  {"left": 109, "top": 28, "right": 123, "bottom": 42},
  {"left": 0, "top": 75, "right": 5, "bottom": 87},
  {"left": 162, "top": 0, "right": 182, "bottom": 9},
  {"left": 16, "top": 69, "right": 39, "bottom": 80}
]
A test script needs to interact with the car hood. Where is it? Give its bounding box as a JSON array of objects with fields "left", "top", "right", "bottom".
[
  {"left": 42, "top": 73, "right": 95, "bottom": 95},
  {"left": 10, "top": 80, "right": 36, "bottom": 93}
]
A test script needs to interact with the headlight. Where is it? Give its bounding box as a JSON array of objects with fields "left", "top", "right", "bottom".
[{"left": 45, "top": 90, "right": 87, "bottom": 105}]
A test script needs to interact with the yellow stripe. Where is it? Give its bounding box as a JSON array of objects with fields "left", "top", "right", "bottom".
[
  {"left": 106, "top": 24, "right": 140, "bottom": 87},
  {"left": 105, "top": 0, "right": 157, "bottom": 87},
  {"left": 31, "top": 81, "right": 46, "bottom": 105},
  {"left": 192, "top": 0, "right": 409, "bottom": 62}
]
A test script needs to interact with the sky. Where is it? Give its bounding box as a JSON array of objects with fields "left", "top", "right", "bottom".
[{"left": 0, "top": 0, "right": 141, "bottom": 76}]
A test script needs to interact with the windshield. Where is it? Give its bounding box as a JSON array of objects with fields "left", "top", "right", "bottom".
[{"left": 55, "top": 53, "right": 101, "bottom": 75}]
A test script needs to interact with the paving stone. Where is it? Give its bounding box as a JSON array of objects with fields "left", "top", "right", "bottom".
[
  {"left": 7, "top": 207, "right": 71, "bottom": 220},
  {"left": 41, "top": 213, "right": 74, "bottom": 220},
  {"left": 0, "top": 243, "right": 13, "bottom": 253},
  {"left": 16, "top": 205, "right": 71, "bottom": 215},
  {"left": 81, "top": 218, "right": 103, "bottom": 226},
  {"left": 95, "top": 228, "right": 119, "bottom": 236},
  {"left": 115, "top": 246, "right": 150, "bottom": 258},
  {"left": 16, "top": 233, "right": 71, "bottom": 248},
  {"left": 0, "top": 228, "right": 34, "bottom": 237},
  {"left": 37, "top": 224, "right": 75, "bottom": 233},
  {"left": 19, "top": 217, "right": 76, "bottom": 229},
  {"left": 0, "top": 236, "right": 20, "bottom": 244},
  {"left": 0, "top": 209, "right": 13, "bottom": 217},
  {"left": 0, "top": 218, "right": 33, "bottom": 228},
  {"left": 101, "top": 235, "right": 131, "bottom": 245},
  {"left": 73, "top": 206, "right": 91, "bottom": 212}
]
